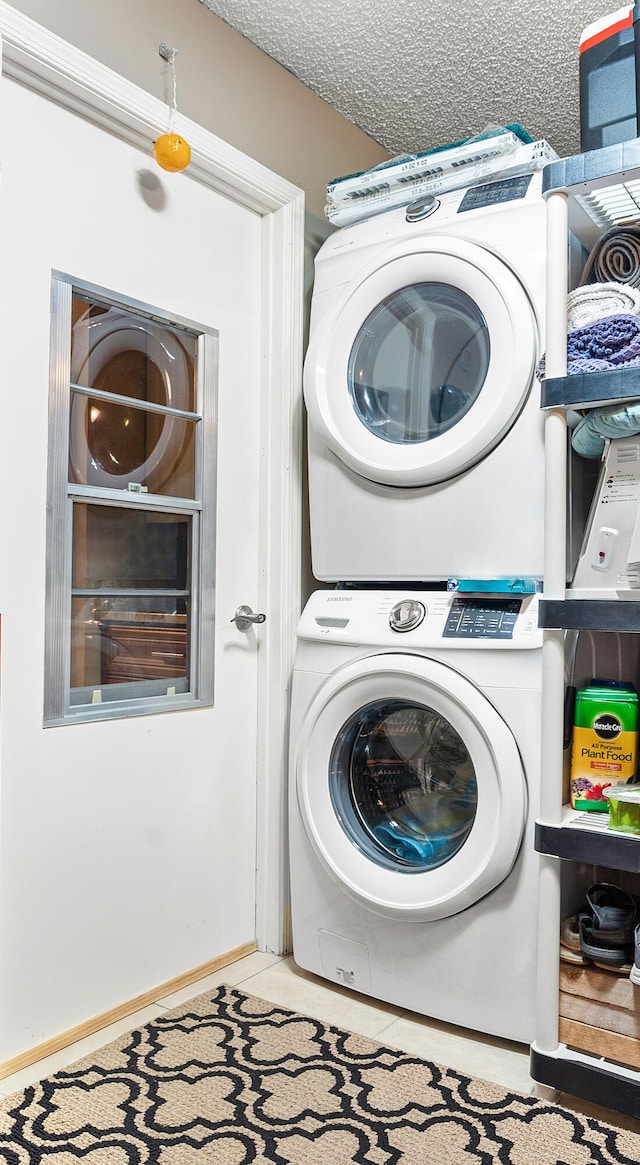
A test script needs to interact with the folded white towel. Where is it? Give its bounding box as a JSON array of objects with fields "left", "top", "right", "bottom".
[{"left": 566, "top": 282, "right": 640, "bottom": 330}]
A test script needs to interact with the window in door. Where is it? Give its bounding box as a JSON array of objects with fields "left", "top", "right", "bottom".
[{"left": 44, "top": 275, "right": 218, "bottom": 724}]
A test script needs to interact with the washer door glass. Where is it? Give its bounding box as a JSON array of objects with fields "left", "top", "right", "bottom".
[
  {"left": 296, "top": 653, "right": 527, "bottom": 921},
  {"left": 348, "top": 284, "right": 489, "bottom": 445},
  {"left": 331, "top": 698, "right": 477, "bottom": 870},
  {"left": 303, "top": 237, "right": 538, "bottom": 487}
]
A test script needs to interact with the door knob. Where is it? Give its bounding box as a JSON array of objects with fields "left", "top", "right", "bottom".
[{"left": 231, "top": 604, "right": 266, "bottom": 632}]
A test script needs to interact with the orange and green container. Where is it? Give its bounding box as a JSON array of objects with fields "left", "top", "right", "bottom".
[{"left": 570, "top": 683, "right": 639, "bottom": 810}]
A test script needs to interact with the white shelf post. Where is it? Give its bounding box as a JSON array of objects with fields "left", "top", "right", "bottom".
[{"left": 535, "top": 188, "right": 569, "bottom": 1068}]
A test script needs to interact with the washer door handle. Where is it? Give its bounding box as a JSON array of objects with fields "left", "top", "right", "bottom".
[{"left": 231, "top": 604, "right": 266, "bottom": 632}]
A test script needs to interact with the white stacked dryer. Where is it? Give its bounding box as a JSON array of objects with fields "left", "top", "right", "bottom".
[{"left": 303, "top": 170, "right": 547, "bottom": 582}]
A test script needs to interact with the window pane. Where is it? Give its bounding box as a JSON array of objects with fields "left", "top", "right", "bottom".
[
  {"left": 71, "top": 296, "right": 197, "bottom": 412},
  {"left": 69, "top": 397, "right": 197, "bottom": 497},
  {"left": 71, "top": 597, "right": 188, "bottom": 693},
  {"left": 72, "top": 505, "right": 190, "bottom": 590}
]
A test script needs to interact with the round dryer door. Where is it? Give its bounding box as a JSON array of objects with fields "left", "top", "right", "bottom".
[
  {"left": 295, "top": 653, "right": 527, "bottom": 921},
  {"left": 303, "top": 236, "right": 538, "bottom": 487},
  {"left": 69, "top": 304, "right": 195, "bottom": 493}
]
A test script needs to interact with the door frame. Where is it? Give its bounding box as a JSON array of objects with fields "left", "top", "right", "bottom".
[{"left": 0, "top": 2, "right": 304, "bottom": 955}]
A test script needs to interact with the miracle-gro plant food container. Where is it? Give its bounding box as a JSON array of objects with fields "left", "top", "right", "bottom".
[{"left": 570, "top": 684, "right": 639, "bottom": 810}]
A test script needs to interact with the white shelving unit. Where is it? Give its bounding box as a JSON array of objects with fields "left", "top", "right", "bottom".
[{"left": 532, "top": 142, "right": 640, "bottom": 1119}]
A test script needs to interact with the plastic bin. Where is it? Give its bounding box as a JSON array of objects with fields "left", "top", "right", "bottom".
[{"left": 579, "top": 5, "right": 636, "bottom": 151}]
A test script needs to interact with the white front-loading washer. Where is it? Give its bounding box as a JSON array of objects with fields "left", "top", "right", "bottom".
[
  {"left": 289, "top": 588, "right": 542, "bottom": 1043},
  {"left": 304, "top": 171, "right": 547, "bottom": 582}
]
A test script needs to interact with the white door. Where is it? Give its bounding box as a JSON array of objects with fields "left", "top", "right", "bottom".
[
  {"left": 0, "top": 25, "right": 301, "bottom": 1064},
  {"left": 303, "top": 236, "right": 538, "bottom": 485},
  {"left": 295, "top": 654, "right": 527, "bottom": 920}
]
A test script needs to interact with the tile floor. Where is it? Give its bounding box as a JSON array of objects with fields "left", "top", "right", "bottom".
[{"left": 0, "top": 951, "right": 637, "bottom": 1133}]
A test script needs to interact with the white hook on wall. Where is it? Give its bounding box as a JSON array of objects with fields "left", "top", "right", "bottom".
[{"left": 159, "top": 42, "right": 179, "bottom": 133}]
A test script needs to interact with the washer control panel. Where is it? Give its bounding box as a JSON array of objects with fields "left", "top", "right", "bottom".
[
  {"left": 443, "top": 597, "right": 521, "bottom": 639},
  {"left": 389, "top": 599, "right": 426, "bottom": 633},
  {"left": 297, "top": 590, "right": 541, "bottom": 650}
]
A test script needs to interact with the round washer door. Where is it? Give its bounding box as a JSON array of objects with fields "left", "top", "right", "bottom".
[
  {"left": 295, "top": 653, "right": 527, "bottom": 921},
  {"left": 303, "top": 236, "right": 538, "bottom": 487}
]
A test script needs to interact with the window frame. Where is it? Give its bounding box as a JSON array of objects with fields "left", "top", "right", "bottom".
[{"left": 44, "top": 273, "right": 218, "bottom": 725}]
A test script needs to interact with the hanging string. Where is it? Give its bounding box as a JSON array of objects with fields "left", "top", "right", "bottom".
[{"left": 159, "top": 43, "right": 178, "bottom": 131}]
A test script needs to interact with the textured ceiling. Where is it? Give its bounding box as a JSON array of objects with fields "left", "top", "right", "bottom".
[{"left": 198, "top": 0, "right": 612, "bottom": 159}]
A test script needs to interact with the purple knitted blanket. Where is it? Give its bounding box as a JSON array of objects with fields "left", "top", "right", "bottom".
[{"left": 538, "top": 313, "right": 640, "bottom": 377}]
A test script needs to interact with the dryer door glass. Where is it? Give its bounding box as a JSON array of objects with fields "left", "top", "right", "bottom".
[
  {"left": 347, "top": 283, "right": 489, "bottom": 444},
  {"left": 330, "top": 697, "right": 478, "bottom": 871}
]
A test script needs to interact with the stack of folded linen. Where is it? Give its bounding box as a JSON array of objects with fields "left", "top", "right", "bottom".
[
  {"left": 546, "top": 282, "right": 640, "bottom": 459},
  {"left": 325, "top": 126, "right": 557, "bottom": 228},
  {"left": 539, "top": 221, "right": 640, "bottom": 458},
  {"left": 564, "top": 297, "right": 640, "bottom": 457}
]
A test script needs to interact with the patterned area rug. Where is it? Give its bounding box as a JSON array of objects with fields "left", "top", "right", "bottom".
[{"left": 1, "top": 985, "right": 638, "bottom": 1163}]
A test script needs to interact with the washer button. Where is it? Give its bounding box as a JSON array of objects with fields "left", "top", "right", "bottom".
[{"left": 389, "top": 599, "right": 426, "bottom": 632}]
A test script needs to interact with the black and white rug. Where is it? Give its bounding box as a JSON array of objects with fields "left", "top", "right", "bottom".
[{"left": 1, "top": 985, "right": 638, "bottom": 1163}]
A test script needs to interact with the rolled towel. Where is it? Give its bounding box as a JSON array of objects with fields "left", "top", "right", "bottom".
[
  {"left": 567, "top": 282, "right": 640, "bottom": 330},
  {"left": 572, "top": 401, "right": 640, "bottom": 458},
  {"left": 537, "top": 312, "right": 640, "bottom": 379},
  {"left": 579, "top": 226, "right": 640, "bottom": 287}
]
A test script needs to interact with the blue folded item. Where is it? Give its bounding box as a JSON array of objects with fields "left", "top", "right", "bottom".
[
  {"left": 571, "top": 401, "right": 640, "bottom": 458},
  {"left": 373, "top": 821, "right": 451, "bottom": 864},
  {"left": 448, "top": 577, "right": 540, "bottom": 593}
]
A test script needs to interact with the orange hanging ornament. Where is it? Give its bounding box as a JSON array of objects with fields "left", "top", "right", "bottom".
[
  {"left": 155, "top": 44, "right": 191, "bottom": 173},
  {"left": 154, "top": 133, "right": 191, "bottom": 172}
]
